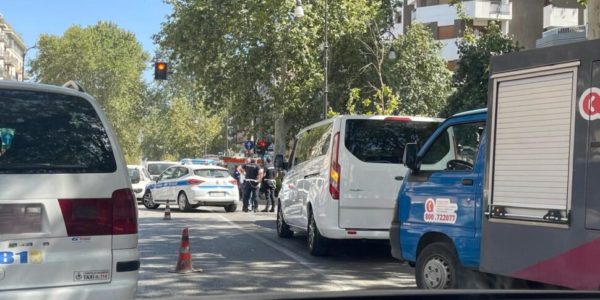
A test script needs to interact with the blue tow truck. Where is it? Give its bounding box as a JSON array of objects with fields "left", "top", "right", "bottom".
[{"left": 391, "top": 39, "right": 600, "bottom": 290}]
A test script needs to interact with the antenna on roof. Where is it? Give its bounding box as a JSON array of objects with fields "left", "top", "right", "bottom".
[{"left": 62, "top": 80, "right": 86, "bottom": 93}]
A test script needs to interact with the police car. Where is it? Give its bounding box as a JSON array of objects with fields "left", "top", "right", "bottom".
[{"left": 142, "top": 164, "right": 240, "bottom": 212}]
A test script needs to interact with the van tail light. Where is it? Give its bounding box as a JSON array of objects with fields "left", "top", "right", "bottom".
[
  {"left": 384, "top": 116, "right": 412, "bottom": 122},
  {"left": 187, "top": 178, "right": 205, "bottom": 185},
  {"left": 329, "top": 132, "right": 341, "bottom": 200},
  {"left": 229, "top": 179, "right": 238, "bottom": 186},
  {"left": 59, "top": 188, "right": 138, "bottom": 236}
]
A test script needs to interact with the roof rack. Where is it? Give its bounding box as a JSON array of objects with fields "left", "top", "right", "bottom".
[{"left": 62, "top": 80, "right": 87, "bottom": 93}]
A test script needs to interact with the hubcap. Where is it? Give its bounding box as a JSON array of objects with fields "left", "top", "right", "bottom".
[
  {"left": 144, "top": 193, "right": 154, "bottom": 206},
  {"left": 178, "top": 194, "right": 186, "bottom": 210},
  {"left": 422, "top": 256, "right": 451, "bottom": 289},
  {"left": 277, "top": 210, "right": 283, "bottom": 232},
  {"left": 308, "top": 218, "right": 315, "bottom": 248}
]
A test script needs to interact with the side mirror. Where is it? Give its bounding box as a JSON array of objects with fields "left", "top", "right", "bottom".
[
  {"left": 403, "top": 143, "right": 420, "bottom": 171},
  {"left": 154, "top": 176, "right": 160, "bottom": 183},
  {"left": 274, "top": 154, "right": 285, "bottom": 169}
]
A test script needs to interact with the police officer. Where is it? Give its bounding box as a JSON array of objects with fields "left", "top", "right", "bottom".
[
  {"left": 261, "top": 157, "right": 277, "bottom": 212},
  {"left": 238, "top": 158, "right": 263, "bottom": 212}
]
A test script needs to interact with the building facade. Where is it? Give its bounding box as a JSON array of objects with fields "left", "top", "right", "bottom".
[{"left": 0, "top": 14, "right": 26, "bottom": 81}]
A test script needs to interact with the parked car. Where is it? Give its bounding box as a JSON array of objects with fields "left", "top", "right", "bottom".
[
  {"left": 144, "top": 160, "right": 178, "bottom": 180},
  {"left": 275, "top": 115, "right": 441, "bottom": 256},
  {"left": 127, "top": 165, "right": 153, "bottom": 201},
  {"left": 0, "top": 81, "right": 139, "bottom": 299},
  {"left": 180, "top": 158, "right": 217, "bottom": 165},
  {"left": 143, "top": 164, "right": 240, "bottom": 212}
]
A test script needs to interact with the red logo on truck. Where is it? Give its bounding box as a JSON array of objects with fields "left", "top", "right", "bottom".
[{"left": 579, "top": 87, "right": 600, "bottom": 120}]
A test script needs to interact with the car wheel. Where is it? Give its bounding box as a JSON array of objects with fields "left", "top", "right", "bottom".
[
  {"left": 276, "top": 203, "right": 293, "bottom": 238},
  {"left": 224, "top": 203, "right": 237, "bottom": 213},
  {"left": 416, "top": 242, "right": 463, "bottom": 289},
  {"left": 307, "top": 209, "right": 328, "bottom": 256},
  {"left": 143, "top": 191, "right": 160, "bottom": 209},
  {"left": 177, "top": 192, "right": 192, "bottom": 212}
]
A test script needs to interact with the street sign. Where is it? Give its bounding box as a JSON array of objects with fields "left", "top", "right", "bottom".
[
  {"left": 244, "top": 140, "right": 254, "bottom": 150},
  {"left": 1, "top": 132, "right": 13, "bottom": 147}
]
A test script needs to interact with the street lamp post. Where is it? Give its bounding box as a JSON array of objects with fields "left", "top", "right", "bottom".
[
  {"left": 22, "top": 45, "right": 37, "bottom": 81},
  {"left": 295, "top": 0, "right": 328, "bottom": 120}
]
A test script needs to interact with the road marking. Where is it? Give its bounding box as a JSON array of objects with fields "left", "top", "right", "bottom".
[{"left": 217, "top": 214, "right": 354, "bottom": 291}]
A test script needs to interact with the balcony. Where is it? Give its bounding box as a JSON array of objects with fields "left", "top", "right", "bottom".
[
  {"left": 463, "top": 0, "right": 512, "bottom": 20},
  {"left": 543, "top": 5, "right": 579, "bottom": 29},
  {"left": 536, "top": 25, "right": 586, "bottom": 48}
]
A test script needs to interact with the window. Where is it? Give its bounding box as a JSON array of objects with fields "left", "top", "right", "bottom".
[
  {"left": 159, "top": 167, "right": 176, "bottom": 181},
  {"left": 0, "top": 89, "right": 116, "bottom": 173},
  {"left": 128, "top": 168, "right": 141, "bottom": 181},
  {"left": 420, "top": 122, "right": 485, "bottom": 171},
  {"left": 194, "top": 169, "right": 230, "bottom": 178},
  {"left": 345, "top": 119, "right": 439, "bottom": 164},
  {"left": 147, "top": 163, "right": 176, "bottom": 176},
  {"left": 292, "top": 123, "right": 332, "bottom": 166},
  {"left": 173, "top": 167, "right": 189, "bottom": 178}
]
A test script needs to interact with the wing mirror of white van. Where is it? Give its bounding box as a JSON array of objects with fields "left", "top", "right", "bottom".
[
  {"left": 403, "top": 143, "right": 420, "bottom": 171},
  {"left": 274, "top": 154, "right": 288, "bottom": 170}
]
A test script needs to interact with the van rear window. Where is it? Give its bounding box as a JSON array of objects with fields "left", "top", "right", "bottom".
[
  {"left": 0, "top": 89, "right": 116, "bottom": 173},
  {"left": 345, "top": 119, "right": 439, "bottom": 164}
]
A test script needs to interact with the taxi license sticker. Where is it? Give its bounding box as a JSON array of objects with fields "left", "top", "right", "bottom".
[
  {"left": 424, "top": 198, "right": 458, "bottom": 224},
  {"left": 0, "top": 250, "right": 43, "bottom": 265},
  {"left": 74, "top": 270, "right": 110, "bottom": 281}
]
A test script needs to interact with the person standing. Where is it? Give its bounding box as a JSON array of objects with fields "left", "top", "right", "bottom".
[
  {"left": 261, "top": 157, "right": 277, "bottom": 212},
  {"left": 238, "top": 158, "right": 263, "bottom": 212}
]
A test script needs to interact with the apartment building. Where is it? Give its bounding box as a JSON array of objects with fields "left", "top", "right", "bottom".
[
  {"left": 392, "top": 0, "right": 586, "bottom": 66},
  {"left": 0, "top": 14, "right": 26, "bottom": 81}
]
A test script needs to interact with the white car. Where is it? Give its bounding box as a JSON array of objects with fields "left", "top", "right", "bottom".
[
  {"left": 0, "top": 81, "right": 139, "bottom": 299},
  {"left": 275, "top": 115, "right": 441, "bottom": 256},
  {"left": 144, "top": 160, "right": 178, "bottom": 180},
  {"left": 142, "top": 164, "right": 240, "bottom": 212},
  {"left": 128, "top": 165, "right": 153, "bottom": 201}
]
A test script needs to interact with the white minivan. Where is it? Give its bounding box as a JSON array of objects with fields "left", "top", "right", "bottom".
[
  {"left": 0, "top": 81, "right": 139, "bottom": 299},
  {"left": 275, "top": 115, "right": 441, "bottom": 256}
]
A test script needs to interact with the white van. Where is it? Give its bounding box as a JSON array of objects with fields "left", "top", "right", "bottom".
[
  {"left": 275, "top": 115, "right": 441, "bottom": 256},
  {"left": 0, "top": 81, "right": 139, "bottom": 299}
]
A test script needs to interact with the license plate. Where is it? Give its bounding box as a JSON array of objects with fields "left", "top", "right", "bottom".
[{"left": 210, "top": 192, "right": 225, "bottom": 197}]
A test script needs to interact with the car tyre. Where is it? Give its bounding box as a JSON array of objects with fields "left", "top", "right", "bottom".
[
  {"left": 416, "top": 242, "right": 463, "bottom": 289},
  {"left": 142, "top": 191, "right": 160, "bottom": 209},
  {"left": 277, "top": 203, "right": 294, "bottom": 238},
  {"left": 224, "top": 203, "right": 237, "bottom": 213},
  {"left": 307, "top": 209, "right": 328, "bottom": 256},
  {"left": 177, "top": 191, "right": 192, "bottom": 212}
]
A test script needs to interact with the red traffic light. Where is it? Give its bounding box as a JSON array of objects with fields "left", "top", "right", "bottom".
[
  {"left": 154, "top": 62, "right": 168, "bottom": 80},
  {"left": 257, "top": 139, "right": 267, "bottom": 149}
]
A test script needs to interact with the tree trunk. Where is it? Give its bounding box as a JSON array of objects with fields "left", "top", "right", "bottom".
[
  {"left": 589, "top": 0, "right": 600, "bottom": 39},
  {"left": 274, "top": 111, "right": 288, "bottom": 156}
]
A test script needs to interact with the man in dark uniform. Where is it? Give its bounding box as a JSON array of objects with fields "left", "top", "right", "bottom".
[
  {"left": 261, "top": 157, "right": 277, "bottom": 212},
  {"left": 238, "top": 158, "right": 263, "bottom": 212}
]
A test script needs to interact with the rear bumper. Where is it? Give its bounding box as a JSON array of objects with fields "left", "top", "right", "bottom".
[{"left": 0, "top": 280, "right": 137, "bottom": 300}]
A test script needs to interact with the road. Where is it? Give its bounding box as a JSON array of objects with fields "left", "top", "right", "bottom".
[{"left": 136, "top": 203, "right": 416, "bottom": 298}]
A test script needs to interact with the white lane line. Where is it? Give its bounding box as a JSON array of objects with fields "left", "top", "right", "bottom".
[{"left": 217, "top": 214, "right": 353, "bottom": 291}]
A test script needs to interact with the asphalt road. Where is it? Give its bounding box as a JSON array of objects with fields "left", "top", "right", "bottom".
[{"left": 136, "top": 202, "right": 416, "bottom": 298}]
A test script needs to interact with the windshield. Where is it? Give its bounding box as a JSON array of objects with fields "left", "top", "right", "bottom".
[{"left": 4, "top": 0, "right": 596, "bottom": 298}]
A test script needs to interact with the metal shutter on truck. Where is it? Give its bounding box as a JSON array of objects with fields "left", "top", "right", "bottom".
[{"left": 490, "top": 64, "right": 577, "bottom": 223}]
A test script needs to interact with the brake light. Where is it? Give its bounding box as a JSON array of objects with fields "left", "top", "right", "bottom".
[
  {"left": 329, "top": 132, "right": 341, "bottom": 200},
  {"left": 59, "top": 188, "right": 138, "bottom": 236},
  {"left": 188, "top": 178, "right": 205, "bottom": 185},
  {"left": 229, "top": 179, "right": 238, "bottom": 186},
  {"left": 384, "top": 116, "right": 412, "bottom": 122}
]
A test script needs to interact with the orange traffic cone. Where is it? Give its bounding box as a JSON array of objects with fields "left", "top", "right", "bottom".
[
  {"left": 163, "top": 200, "right": 172, "bottom": 220},
  {"left": 169, "top": 227, "right": 202, "bottom": 273}
]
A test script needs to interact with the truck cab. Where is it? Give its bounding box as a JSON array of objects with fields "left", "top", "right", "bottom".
[{"left": 390, "top": 108, "right": 487, "bottom": 289}]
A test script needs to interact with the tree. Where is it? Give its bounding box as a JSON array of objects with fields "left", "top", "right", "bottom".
[
  {"left": 441, "top": 22, "right": 519, "bottom": 116},
  {"left": 155, "top": 0, "right": 386, "bottom": 155},
  {"left": 345, "top": 23, "right": 451, "bottom": 117},
  {"left": 29, "top": 22, "right": 149, "bottom": 163}
]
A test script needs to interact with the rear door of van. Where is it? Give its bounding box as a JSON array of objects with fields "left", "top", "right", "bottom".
[
  {"left": 0, "top": 87, "right": 136, "bottom": 291},
  {"left": 338, "top": 116, "right": 440, "bottom": 230}
]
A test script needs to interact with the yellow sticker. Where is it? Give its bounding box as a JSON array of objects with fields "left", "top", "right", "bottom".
[{"left": 29, "top": 250, "right": 43, "bottom": 264}]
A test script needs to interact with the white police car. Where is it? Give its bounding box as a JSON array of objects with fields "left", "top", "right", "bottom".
[{"left": 142, "top": 164, "right": 240, "bottom": 212}]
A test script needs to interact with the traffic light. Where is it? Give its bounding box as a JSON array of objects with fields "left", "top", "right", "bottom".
[
  {"left": 257, "top": 139, "right": 267, "bottom": 155},
  {"left": 154, "top": 62, "right": 168, "bottom": 80}
]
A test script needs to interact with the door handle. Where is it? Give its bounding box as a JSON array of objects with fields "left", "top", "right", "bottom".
[
  {"left": 461, "top": 179, "right": 474, "bottom": 186},
  {"left": 394, "top": 175, "right": 404, "bottom": 181}
]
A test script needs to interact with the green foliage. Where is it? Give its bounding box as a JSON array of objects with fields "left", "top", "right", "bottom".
[
  {"left": 29, "top": 22, "right": 148, "bottom": 163},
  {"left": 442, "top": 22, "right": 519, "bottom": 117}
]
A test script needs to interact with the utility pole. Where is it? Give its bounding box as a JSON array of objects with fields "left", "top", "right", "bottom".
[{"left": 589, "top": 0, "right": 600, "bottom": 39}]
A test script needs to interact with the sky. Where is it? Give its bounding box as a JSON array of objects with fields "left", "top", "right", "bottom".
[{"left": 0, "top": 0, "right": 172, "bottom": 81}]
